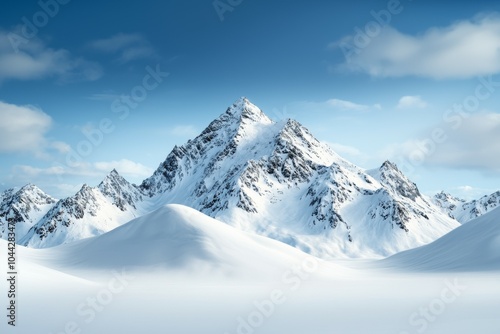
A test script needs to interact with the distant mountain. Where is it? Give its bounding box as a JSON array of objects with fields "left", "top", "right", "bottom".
[
  {"left": 20, "top": 170, "right": 144, "bottom": 248},
  {"left": 0, "top": 184, "right": 57, "bottom": 239},
  {"left": 17, "top": 98, "right": 461, "bottom": 258},
  {"left": 433, "top": 190, "right": 500, "bottom": 224}
]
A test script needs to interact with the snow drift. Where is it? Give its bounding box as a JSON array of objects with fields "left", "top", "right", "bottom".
[{"left": 381, "top": 206, "right": 500, "bottom": 271}]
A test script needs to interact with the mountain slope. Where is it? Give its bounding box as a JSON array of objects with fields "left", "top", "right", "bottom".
[{"left": 381, "top": 206, "right": 500, "bottom": 271}]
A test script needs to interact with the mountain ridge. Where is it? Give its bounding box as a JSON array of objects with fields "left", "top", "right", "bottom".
[{"left": 2, "top": 97, "right": 477, "bottom": 258}]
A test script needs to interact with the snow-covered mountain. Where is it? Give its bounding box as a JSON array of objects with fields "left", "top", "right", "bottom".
[
  {"left": 17, "top": 97, "right": 461, "bottom": 257},
  {"left": 433, "top": 190, "right": 500, "bottom": 224},
  {"left": 20, "top": 170, "right": 145, "bottom": 248},
  {"left": 0, "top": 184, "right": 57, "bottom": 238}
]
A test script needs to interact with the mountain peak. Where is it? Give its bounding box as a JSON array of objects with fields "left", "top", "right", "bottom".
[
  {"left": 380, "top": 160, "right": 399, "bottom": 171},
  {"left": 225, "top": 97, "right": 272, "bottom": 124},
  {"left": 18, "top": 183, "right": 42, "bottom": 195},
  {"left": 377, "top": 161, "right": 421, "bottom": 201},
  {"left": 102, "top": 169, "right": 123, "bottom": 182}
]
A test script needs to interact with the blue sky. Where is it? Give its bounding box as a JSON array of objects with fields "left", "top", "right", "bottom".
[{"left": 1, "top": 0, "right": 500, "bottom": 200}]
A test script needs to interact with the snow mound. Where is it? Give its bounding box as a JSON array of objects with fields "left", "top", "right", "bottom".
[
  {"left": 34, "top": 204, "right": 335, "bottom": 279},
  {"left": 381, "top": 206, "right": 500, "bottom": 272}
]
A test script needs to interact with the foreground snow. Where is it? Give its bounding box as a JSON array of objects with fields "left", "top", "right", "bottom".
[{"left": 1, "top": 204, "right": 498, "bottom": 333}]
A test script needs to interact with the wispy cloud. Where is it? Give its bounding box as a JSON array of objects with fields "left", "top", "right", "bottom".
[
  {"left": 397, "top": 95, "right": 428, "bottom": 109},
  {"left": 333, "top": 13, "right": 500, "bottom": 79},
  {"left": 295, "top": 98, "right": 381, "bottom": 112},
  {"left": 382, "top": 112, "right": 500, "bottom": 173},
  {"left": 88, "top": 33, "right": 157, "bottom": 64},
  {"left": 0, "top": 28, "right": 102, "bottom": 83}
]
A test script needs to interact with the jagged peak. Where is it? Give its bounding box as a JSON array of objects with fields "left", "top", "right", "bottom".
[
  {"left": 18, "top": 183, "right": 43, "bottom": 194},
  {"left": 101, "top": 169, "right": 126, "bottom": 183},
  {"left": 379, "top": 161, "right": 412, "bottom": 181},
  {"left": 279, "top": 118, "right": 316, "bottom": 139},
  {"left": 380, "top": 160, "right": 400, "bottom": 172},
  {"left": 376, "top": 161, "right": 421, "bottom": 201},
  {"left": 225, "top": 97, "right": 273, "bottom": 124}
]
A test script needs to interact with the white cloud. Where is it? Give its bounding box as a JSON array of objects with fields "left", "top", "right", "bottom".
[
  {"left": 382, "top": 112, "right": 500, "bottom": 173},
  {"left": 169, "top": 125, "right": 199, "bottom": 137},
  {"left": 0, "top": 29, "right": 102, "bottom": 83},
  {"left": 457, "top": 185, "right": 474, "bottom": 192},
  {"left": 0, "top": 101, "right": 52, "bottom": 153},
  {"left": 334, "top": 14, "right": 500, "bottom": 79},
  {"left": 13, "top": 165, "right": 66, "bottom": 176},
  {"left": 326, "top": 99, "right": 372, "bottom": 111},
  {"left": 88, "top": 33, "right": 156, "bottom": 64},
  {"left": 0, "top": 101, "right": 71, "bottom": 158},
  {"left": 397, "top": 95, "right": 428, "bottom": 109},
  {"left": 50, "top": 141, "right": 72, "bottom": 154}
]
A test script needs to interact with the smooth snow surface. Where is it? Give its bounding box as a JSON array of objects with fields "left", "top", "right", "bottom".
[{"left": 381, "top": 206, "right": 500, "bottom": 271}]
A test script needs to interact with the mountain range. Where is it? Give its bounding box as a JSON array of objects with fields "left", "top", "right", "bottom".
[{"left": 2, "top": 97, "right": 498, "bottom": 258}]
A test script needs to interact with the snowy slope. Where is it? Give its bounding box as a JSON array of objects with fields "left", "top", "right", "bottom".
[
  {"left": 381, "top": 206, "right": 500, "bottom": 271},
  {"left": 19, "top": 97, "right": 459, "bottom": 258},
  {"left": 0, "top": 184, "right": 57, "bottom": 238},
  {"left": 26, "top": 204, "right": 342, "bottom": 280},
  {"left": 433, "top": 190, "right": 500, "bottom": 223}
]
